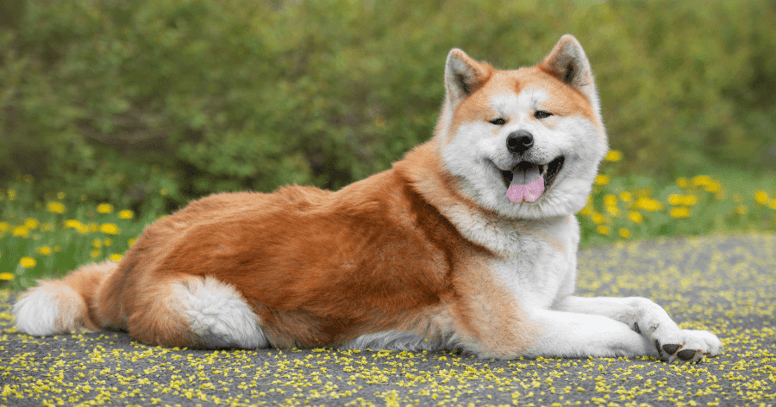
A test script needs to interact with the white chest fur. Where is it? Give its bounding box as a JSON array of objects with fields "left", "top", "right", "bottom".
[{"left": 449, "top": 208, "right": 580, "bottom": 310}]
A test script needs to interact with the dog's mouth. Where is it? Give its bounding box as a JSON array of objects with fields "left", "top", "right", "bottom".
[{"left": 498, "top": 156, "right": 565, "bottom": 204}]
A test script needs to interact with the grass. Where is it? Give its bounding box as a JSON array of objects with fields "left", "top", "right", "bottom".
[{"left": 1, "top": 150, "right": 775, "bottom": 290}]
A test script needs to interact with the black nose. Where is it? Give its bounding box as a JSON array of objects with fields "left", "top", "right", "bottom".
[{"left": 506, "top": 130, "right": 534, "bottom": 155}]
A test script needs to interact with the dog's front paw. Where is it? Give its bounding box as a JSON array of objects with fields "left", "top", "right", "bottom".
[{"left": 654, "top": 329, "right": 722, "bottom": 363}]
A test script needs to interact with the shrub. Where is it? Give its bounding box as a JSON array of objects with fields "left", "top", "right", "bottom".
[{"left": 1, "top": 0, "right": 774, "bottom": 210}]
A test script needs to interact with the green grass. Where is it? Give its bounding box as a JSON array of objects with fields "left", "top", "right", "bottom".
[{"left": 1, "top": 150, "right": 775, "bottom": 290}]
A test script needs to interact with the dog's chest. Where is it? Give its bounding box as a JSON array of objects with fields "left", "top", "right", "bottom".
[{"left": 463, "top": 215, "right": 578, "bottom": 309}]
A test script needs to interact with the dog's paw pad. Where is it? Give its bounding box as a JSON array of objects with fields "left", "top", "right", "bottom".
[
  {"left": 662, "top": 344, "right": 680, "bottom": 355},
  {"left": 677, "top": 349, "right": 698, "bottom": 361}
]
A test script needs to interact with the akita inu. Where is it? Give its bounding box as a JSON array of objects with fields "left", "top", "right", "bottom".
[{"left": 14, "top": 35, "right": 722, "bottom": 362}]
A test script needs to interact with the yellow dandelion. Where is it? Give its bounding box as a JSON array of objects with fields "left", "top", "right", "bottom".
[
  {"left": 628, "top": 211, "right": 644, "bottom": 224},
  {"left": 92, "top": 239, "right": 103, "bottom": 248},
  {"left": 596, "top": 225, "right": 610, "bottom": 235},
  {"left": 109, "top": 254, "right": 123, "bottom": 262},
  {"left": 0, "top": 272, "right": 14, "bottom": 281},
  {"left": 619, "top": 191, "right": 632, "bottom": 202},
  {"left": 104, "top": 238, "right": 112, "bottom": 247},
  {"left": 676, "top": 177, "right": 688, "bottom": 188},
  {"left": 605, "top": 205, "right": 620, "bottom": 217},
  {"left": 118, "top": 209, "right": 134, "bottom": 219},
  {"left": 47, "top": 201, "right": 66, "bottom": 214},
  {"left": 754, "top": 190, "right": 769, "bottom": 205},
  {"left": 24, "top": 218, "right": 39, "bottom": 229},
  {"left": 90, "top": 249, "right": 101, "bottom": 258},
  {"left": 97, "top": 203, "right": 114, "bottom": 214},
  {"left": 579, "top": 205, "right": 593, "bottom": 216},
  {"left": 705, "top": 181, "right": 721, "bottom": 193},
  {"left": 19, "top": 257, "right": 37, "bottom": 268},
  {"left": 604, "top": 150, "right": 623, "bottom": 162},
  {"left": 669, "top": 207, "right": 691, "bottom": 219},
  {"left": 128, "top": 238, "right": 137, "bottom": 246},
  {"left": 57, "top": 192, "right": 66, "bottom": 200},
  {"left": 90, "top": 223, "right": 98, "bottom": 232},
  {"left": 618, "top": 228, "right": 631, "bottom": 239},
  {"left": 36, "top": 246, "right": 52, "bottom": 255},
  {"left": 634, "top": 196, "right": 663, "bottom": 212},
  {"left": 667, "top": 194, "right": 683, "bottom": 206},
  {"left": 603, "top": 194, "right": 617, "bottom": 207},
  {"left": 691, "top": 175, "right": 712, "bottom": 187},
  {"left": 594, "top": 175, "right": 610, "bottom": 186},
  {"left": 591, "top": 212, "right": 606, "bottom": 225},
  {"left": 13, "top": 226, "right": 29, "bottom": 237},
  {"left": 0, "top": 222, "right": 8, "bottom": 231},
  {"left": 100, "top": 223, "right": 119, "bottom": 235},
  {"left": 682, "top": 194, "right": 698, "bottom": 206},
  {"left": 770, "top": 199, "right": 776, "bottom": 210},
  {"left": 161, "top": 188, "right": 168, "bottom": 196},
  {"left": 65, "top": 219, "right": 82, "bottom": 229},
  {"left": 735, "top": 205, "right": 747, "bottom": 215}
]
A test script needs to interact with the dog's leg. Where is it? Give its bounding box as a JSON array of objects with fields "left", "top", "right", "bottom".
[
  {"left": 522, "top": 309, "right": 659, "bottom": 358},
  {"left": 128, "top": 276, "right": 268, "bottom": 349},
  {"left": 552, "top": 296, "right": 722, "bottom": 362}
]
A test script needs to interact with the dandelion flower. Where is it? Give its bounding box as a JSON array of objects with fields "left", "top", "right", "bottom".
[
  {"left": 0, "top": 272, "right": 14, "bottom": 281},
  {"left": 618, "top": 228, "right": 631, "bottom": 239},
  {"left": 92, "top": 239, "right": 102, "bottom": 248},
  {"left": 36, "top": 246, "right": 52, "bottom": 255},
  {"left": 91, "top": 249, "right": 100, "bottom": 258},
  {"left": 735, "top": 205, "right": 747, "bottom": 215},
  {"left": 97, "top": 203, "right": 114, "bottom": 214},
  {"left": 596, "top": 225, "right": 610, "bottom": 235},
  {"left": 670, "top": 207, "right": 691, "bottom": 219},
  {"left": 676, "top": 177, "right": 688, "bottom": 188},
  {"left": 604, "top": 150, "right": 622, "bottom": 162},
  {"left": 109, "top": 254, "right": 123, "bottom": 262},
  {"left": 754, "top": 190, "right": 769, "bottom": 205},
  {"left": 691, "top": 175, "right": 712, "bottom": 187},
  {"left": 19, "top": 257, "right": 37, "bottom": 268},
  {"left": 634, "top": 197, "right": 663, "bottom": 212},
  {"left": 100, "top": 223, "right": 119, "bottom": 235},
  {"left": 24, "top": 218, "right": 39, "bottom": 229},
  {"left": 47, "top": 202, "right": 66, "bottom": 214},
  {"left": 12, "top": 226, "right": 29, "bottom": 238},
  {"left": 65, "top": 219, "right": 82, "bottom": 229},
  {"left": 628, "top": 211, "right": 644, "bottom": 224},
  {"left": 619, "top": 191, "right": 632, "bottom": 202},
  {"left": 118, "top": 210, "right": 134, "bottom": 219},
  {"left": 594, "top": 175, "right": 610, "bottom": 186},
  {"left": 0, "top": 222, "right": 8, "bottom": 231}
]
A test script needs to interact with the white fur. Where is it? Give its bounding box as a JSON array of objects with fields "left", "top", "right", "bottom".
[
  {"left": 346, "top": 330, "right": 457, "bottom": 352},
  {"left": 178, "top": 277, "right": 268, "bottom": 349},
  {"left": 13, "top": 285, "right": 88, "bottom": 336}
]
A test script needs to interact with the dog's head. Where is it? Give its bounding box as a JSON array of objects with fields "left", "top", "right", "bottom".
[{"left": 436, "top": 35, "right": 608, "bottom": 220}]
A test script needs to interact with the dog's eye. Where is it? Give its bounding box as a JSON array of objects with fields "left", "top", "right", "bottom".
[
  {"left": 489, "top": 118, "right": 506, "bottom": 125},
  {"left": 534, "top": 110, "right": 553, "bottom": 119}
]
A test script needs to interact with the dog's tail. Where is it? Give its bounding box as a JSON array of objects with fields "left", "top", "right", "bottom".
[{"left": 12, "top": 261, "right": 118, "bottom": 336}]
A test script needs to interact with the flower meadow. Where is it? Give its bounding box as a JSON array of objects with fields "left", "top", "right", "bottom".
[{"left": 1, "top": 151, "right": 775, "bottom": 290}]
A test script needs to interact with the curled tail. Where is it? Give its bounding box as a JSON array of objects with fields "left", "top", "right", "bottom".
[{"left": 12, "top": 261, "right": 118, "bottom": 336}]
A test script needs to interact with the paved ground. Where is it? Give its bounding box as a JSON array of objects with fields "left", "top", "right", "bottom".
[{"left": 1, "top": 233, "right": 774, "bottom": 406}]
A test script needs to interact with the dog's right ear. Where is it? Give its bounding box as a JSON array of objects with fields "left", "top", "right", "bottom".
[{"left": 445, "top": 49, "right": 492, "bottom": 105}]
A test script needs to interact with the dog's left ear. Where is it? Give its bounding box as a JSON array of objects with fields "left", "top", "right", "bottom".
[{"left": 540, "top": 35, "right": 599, "bottom": 108}]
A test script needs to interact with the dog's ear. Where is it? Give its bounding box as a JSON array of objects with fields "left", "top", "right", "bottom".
[
  {"left": 445, "top": 49, "right": 492, "bottom": 105},
  {"left": 539, "top": 35, "right": 599, "bottom": 108}
]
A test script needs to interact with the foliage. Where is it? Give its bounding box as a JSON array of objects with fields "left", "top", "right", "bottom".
[
  {"left": 2, "top": 149, "right": 775, "bottom": 289},
  {"left": 1, "top": 0, "right": 775, "bottom": 209}
]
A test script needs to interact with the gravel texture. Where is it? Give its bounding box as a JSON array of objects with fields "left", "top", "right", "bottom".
[{"left": 1, "top": 233, "right": 774, "bottom": 406}]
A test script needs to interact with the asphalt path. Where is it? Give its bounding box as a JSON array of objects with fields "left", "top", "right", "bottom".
[{"left": 1, "top": 233, "right": 774, "bottom": 406}]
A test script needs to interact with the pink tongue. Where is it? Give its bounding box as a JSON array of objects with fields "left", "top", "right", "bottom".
[{"left": 506, "top": 173, "right": 544, "bottom": 203}]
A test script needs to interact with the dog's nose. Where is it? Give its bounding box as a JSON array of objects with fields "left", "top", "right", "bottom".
[{"left": 506, "top": 130, "right": 534, "bottom": 155}]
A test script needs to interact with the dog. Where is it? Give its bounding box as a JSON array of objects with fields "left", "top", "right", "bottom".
[{"left": 13, "top": 35, "right": 722, "bottom": 362}]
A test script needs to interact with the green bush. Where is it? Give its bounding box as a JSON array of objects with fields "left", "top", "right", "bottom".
[{"left": 1, "top": 0, "right": 774, "bottom": 210}]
